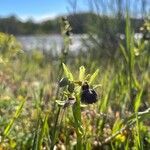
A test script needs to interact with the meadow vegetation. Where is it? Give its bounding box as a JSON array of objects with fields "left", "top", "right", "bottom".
[{"left": 0, "top": 11, "right": 150, "bottom": 150}]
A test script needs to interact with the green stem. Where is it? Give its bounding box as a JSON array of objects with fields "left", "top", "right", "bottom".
[
  {"left": 72, "top": 96, "right": 84, "bottom": 150},
  {"left": 100, "top": 108, "right": 150, "bottom": 146},
  {"left": 50, "top": 107, "right": 61, "bottom": 150}
]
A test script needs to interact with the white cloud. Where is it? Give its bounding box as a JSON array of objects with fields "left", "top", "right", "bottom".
[{"left": 18, "top": 13, "right": 58, "bottom": 23}]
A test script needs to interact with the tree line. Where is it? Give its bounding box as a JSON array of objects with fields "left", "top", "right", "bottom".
[{"left": 0, "top": 12, "right": 144, "bottom": 35}]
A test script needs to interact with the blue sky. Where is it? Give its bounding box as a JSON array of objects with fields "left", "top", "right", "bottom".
[
  {"left": 0, "top": 0, "right": 149, "bottom": 22},
  {"left": 0, "top": 0, "right": 89, "bottom": 22}
]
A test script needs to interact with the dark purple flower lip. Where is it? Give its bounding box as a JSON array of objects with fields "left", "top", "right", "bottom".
[{"left": 81, "top": 82, "right": 97, "bottom": 104}]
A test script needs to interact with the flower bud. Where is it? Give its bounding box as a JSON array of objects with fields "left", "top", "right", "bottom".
[
  {"left": 59, "top": 77, "right": 69, "bottom": 87},
  {"left": 68, "top": 82, "right": 75, "bottom": 93}
]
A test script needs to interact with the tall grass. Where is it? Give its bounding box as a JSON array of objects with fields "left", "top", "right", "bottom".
[{"left": 0, "top": 14, "right": 149, "bottom": 150}]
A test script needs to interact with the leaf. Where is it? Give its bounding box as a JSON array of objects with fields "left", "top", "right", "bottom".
[
  {"left": 62, "top": 63, "right": 73, "bottom": 81},
  {"left": 134, "top": 90, "right": 143, "bottom": 112},
  {"left": 72, "top": 101, "right": 83, "bottom": 135},
  {"left": 89, "top": 69, "right": 99, "bottom": 85},
  {"left": 79, "top": 66, "right": 85, "bottom": 81},
  {"left": 37, "top": 114, "right": 49, "bottom": 150},
  {"left": 4, "top": 99, "right": 25, "bottom": 137},
  {"left": 93, "top": 84, "right": 102, "bottom": 89},
  {"left": 55, "top": 100, "right": 66, "bottom": 106},
  {"left": 119, "top": 44, "right": 128, "bottom": 63},
  {"left": 125, "top": 11, "right": 131, "bottom": 53},
  {"left": 130, "top": 31, "right": 135, "bottom": 70},
  {"left": 112, "top": 118, "right": 122, "bottom": 133},
  {"left": 59, "top": 77, "right": 69, "bottom": 87}
]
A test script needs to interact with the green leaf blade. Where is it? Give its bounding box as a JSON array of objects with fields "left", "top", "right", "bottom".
[{"left": 89, "top": 69, "right": 99, "bottom": 85}]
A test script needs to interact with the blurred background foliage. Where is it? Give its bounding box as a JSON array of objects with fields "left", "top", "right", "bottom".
[{"left": 0, "top": 0, "right": 150, "bottom": 149}]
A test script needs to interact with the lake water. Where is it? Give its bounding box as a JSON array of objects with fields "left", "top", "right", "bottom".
[
  {"left": 16, "top": 34, "right": 88, "bottom": 54},
  {"left": 16, "top": 33, "right": 142, "bottom": 55}
]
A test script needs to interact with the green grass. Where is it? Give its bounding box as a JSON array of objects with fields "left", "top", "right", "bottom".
[{"left": 0, "top": 16, "right": 149, "bottom": 150}]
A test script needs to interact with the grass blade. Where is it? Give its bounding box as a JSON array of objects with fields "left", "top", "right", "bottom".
[
  {"left": 3, "top": 99, "right": 26, "bottom": 137},
  {"left": 37, "top": 114, "right": 49, "bottom": 150},
  {"left": 134, "top": 90, "right": 143, "bottom": 112}
]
